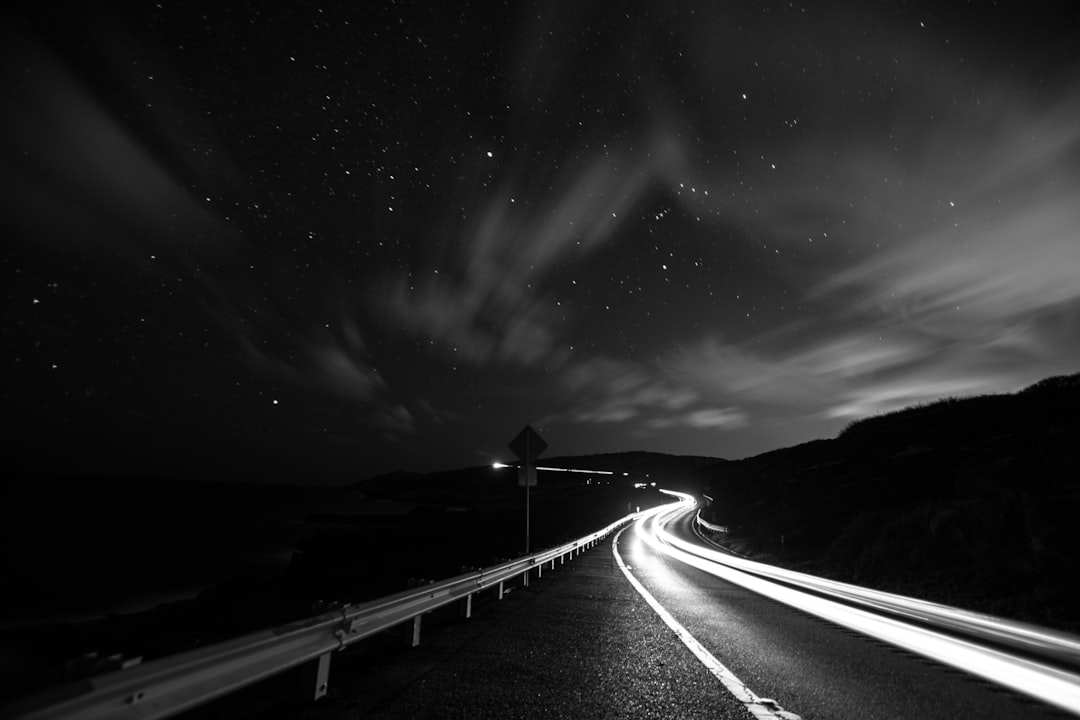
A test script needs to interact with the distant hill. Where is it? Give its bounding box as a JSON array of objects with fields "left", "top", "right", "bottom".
[
  {"left": 354, "top": 451, "right": 722, "bottom": 505},
  {"left": 539, "top": 451, "right": 722, "bottom": 482},
  {"left": 696, "top": 371, "right": 1080, "bottom": 631}
]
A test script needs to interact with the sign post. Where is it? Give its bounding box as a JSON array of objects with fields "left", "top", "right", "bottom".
[{"left": 508, "top": 425, "right": 547, "bottom": 555}]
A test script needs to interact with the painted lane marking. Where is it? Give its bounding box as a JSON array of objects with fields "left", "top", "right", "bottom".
[{"left": 613, "top": 525, "right": 802, "bottom": 720}]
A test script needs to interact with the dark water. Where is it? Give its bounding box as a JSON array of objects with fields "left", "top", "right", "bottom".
[{"left": 0, "top": 477, "right": 409, "bottom": 627}]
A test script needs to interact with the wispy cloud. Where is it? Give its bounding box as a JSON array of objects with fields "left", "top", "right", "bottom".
[
  {"left": 381, "top": 134, "right": 683, "bottom": 369},
  {"left": 645, "top": 408, "right": 748, "bottom": 430},
  {"left": 548, "top": 354, "right": 750, "bottom": 438},
  {"left": 811, "top": 88, "right": 1080, "bottom": 327},
  {"left": 2, "top": 32, "right": 424, "bottom": 441},
  {"left": 309, "top": 345, "right": 386, "bottom": 401},
  {"left": 370, "top": 404, "right": 416, "bottom": 435},
  {"left": 823, "top": 377, "right": 999, "bottom": 421},
  {"left": 561, "top": 356, "right": 696, "bottom": 420},
  {"left": 1, "top": 31, "right": 233, "bottom": 263},
  {"left": 666, "top": 337, "right": 835, "bottom": 408},
  {"left": 663, "top": 319, "right": 1070, "bottom": 431},
  {"left": 238, "top": 331, "right": 385, "bottom": 402},
  {"left": 649, "top": 32, "right": 1080, "bottom": 432}
]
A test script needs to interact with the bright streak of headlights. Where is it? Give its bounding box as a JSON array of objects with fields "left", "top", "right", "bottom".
[
  {"left": 679, "top": 519, "right": 1080, "bottom": 668},
  {"left": 491, "top": 463, "right": 615, "bottom": 474},
  {"left": 639, "top": 491, "right": 1080, "bottom": 716}
]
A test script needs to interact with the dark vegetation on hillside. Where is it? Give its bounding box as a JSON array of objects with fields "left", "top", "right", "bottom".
[{"left": 698, "top": 372, "right": 1080, "bottom": 632}]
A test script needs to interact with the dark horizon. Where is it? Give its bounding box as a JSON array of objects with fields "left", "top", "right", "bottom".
[{"left": 9, "top": 367, "right": 1080, "bottom": 485}]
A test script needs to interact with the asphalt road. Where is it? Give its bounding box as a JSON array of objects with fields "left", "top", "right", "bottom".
[{"left": 617, "top": 504, "right": 1074, "bottom": 719}]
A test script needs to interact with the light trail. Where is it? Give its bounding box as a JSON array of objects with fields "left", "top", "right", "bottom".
[
  {"left": 491, "top": 462, "right": 619, "bottom": 475},
  {"left": 614, "top": 497, "right": 800, "bottom": 720},
  {"left": 634, "top": 491, "right": 1080, "bottom": 717}
]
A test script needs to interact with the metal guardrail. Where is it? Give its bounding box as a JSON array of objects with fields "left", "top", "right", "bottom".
[
  {"left": 5, "top": 513, "right": 641, "bottom": 720},
  {"left": 689, "top": 511, "right": 1080, "bottom": 670},
  {"left": 694, "top": 510, "right": 727, "bottom": 534}
]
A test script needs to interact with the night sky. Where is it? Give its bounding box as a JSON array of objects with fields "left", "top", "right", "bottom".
[{"left": 4, "top": 3, "right": 1079, "bottom": 483}]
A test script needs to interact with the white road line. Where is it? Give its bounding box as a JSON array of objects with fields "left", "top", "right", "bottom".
[{"left": 613, "top": 525, "right": 802, "bottom": 720}]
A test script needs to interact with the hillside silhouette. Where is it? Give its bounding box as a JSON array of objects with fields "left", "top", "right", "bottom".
[{"left": 697, "top": 371, "right": 1080, "bottom": 631}]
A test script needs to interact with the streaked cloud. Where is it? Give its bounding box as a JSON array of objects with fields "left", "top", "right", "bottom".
[
  {"left": 561, "top": 356, "right": 697, "bottom": 420},
  {"left": 550, "top": 354, "right": 752, "bottom": 438},
  {"left": 371, "top": 404, "right": 416, "bottom": 435},
  {"left": 238, "top": 333, "right": 386, "bottom": 402},
  {"left": 649, "top": 31, "right": 1080, "bottom": 437},
  {"left": 823, "top": 377, "right": 1001, "bottom": 421},
  {"left": 381, "top": 133, "right": 682, "bottom": 370},
  {"left": 645, "top": 408, "right": 748, "bottom": 430},
  {"left": 310, "top": 345, "right": 386, "bottom": 401},
  {"left": 666, "top": 337, "right": 834, "bottom": 408}
]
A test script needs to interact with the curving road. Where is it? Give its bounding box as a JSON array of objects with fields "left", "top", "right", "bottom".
[{"left": 614, "top": 492, "right": 1080, "bottom": 719}]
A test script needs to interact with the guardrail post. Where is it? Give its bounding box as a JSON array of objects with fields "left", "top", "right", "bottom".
[
  {"left": 302, "top": 652, "right": 332, "bottom": 701},
  {"left": 403, "top": 615, "right": 422, "bottom": 647},
  {"left": 496, "top": 580, "right": 504, "bottom": 600},
  {"left": 461, "top": 593, "right": 473, "bottom": 619},
  {"left": 523, "top": 568, "right": 530, "bottom": 587},
  {"left": 550, "top": 559, "right": 556, "bottom": 571},
  {"left": 537, "top": 563, "right": 543, "bottom": 579}
]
